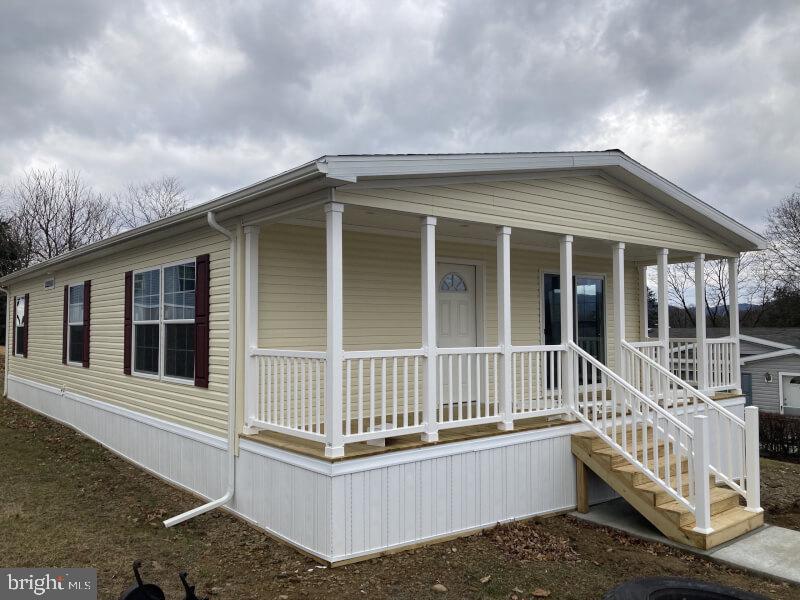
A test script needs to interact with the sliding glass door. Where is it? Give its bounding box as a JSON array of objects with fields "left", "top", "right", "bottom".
[{"left": 543, "top": 273, "right": 606, "bottom": 363}]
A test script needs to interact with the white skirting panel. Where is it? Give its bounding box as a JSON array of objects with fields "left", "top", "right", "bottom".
[
  {"left": 6, "top": 375, "right": 227, "bottom": 500},
  {"left": 328, "top": 432, "right": 614, "bottom": 562},
  {"left": 8, "top": 374, "right": 619, "bottom": 563}
]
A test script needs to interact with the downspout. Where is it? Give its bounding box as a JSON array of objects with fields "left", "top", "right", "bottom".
[{"left": 163, "top": 211, "right": 237, "bottom": 527}]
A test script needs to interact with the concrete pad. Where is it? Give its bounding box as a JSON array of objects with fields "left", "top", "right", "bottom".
[{"left": 572, "top": 499, "right": 800, "bottom": 585}]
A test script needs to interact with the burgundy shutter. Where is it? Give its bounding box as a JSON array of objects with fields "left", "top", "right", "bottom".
[
  {"left": 62, "top": 286, "right": 69, "bottom": 364},
  {"left": 22, "top": 293, "right": 29, "bottom": 358},
  {"left": 194, "top": 254, "right": 210, "bottom": 387},
  {"left": 11, "top": 295, "right": 16, "bottom": 356},
  {"left": 124, "top": 271, "right": 132, "bottom": 375},
  {"left": 82, "top": 280, "right": 91, "bottom": 368}
]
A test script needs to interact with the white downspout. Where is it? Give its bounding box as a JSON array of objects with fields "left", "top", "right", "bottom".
[{"left": 164, "top": 211, "right": 237, "bottom": 527}]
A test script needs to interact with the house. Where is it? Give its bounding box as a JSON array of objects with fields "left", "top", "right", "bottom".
[
  {"left": 668, "top": 328, "right": 800, "bottom": 416},
  {"left": 0, "top": 151, "right": 767, "bottom": 563}
]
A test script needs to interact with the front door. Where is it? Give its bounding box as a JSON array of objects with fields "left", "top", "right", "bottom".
[
  {"left": 437, "top": 263, "right": 477, "bottom": 348},
  {"left": 437, "top": 263, "right": 478, "bottom": 406},
  {"left": 543, "top": 273, "right": 606, "bottom": 386}
]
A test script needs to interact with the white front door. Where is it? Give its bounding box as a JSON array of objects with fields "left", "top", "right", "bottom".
[
  {"left": 783, "top": 375, "right": 800, "bottom": 415},
  {"left": 437, "top": 263, "right": 478, "bottom": 409},
  {"left": 436, "top": 263, "right": 477, "bottom": 348}
]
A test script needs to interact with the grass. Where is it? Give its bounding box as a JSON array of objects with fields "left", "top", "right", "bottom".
[{"left": 0, "top": 364, "right": 798, "bottom": 598}]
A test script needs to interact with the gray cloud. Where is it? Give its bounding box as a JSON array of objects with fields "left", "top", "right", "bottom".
[{"left": 0, "top": 0, "right": 798, "bottom": 231}]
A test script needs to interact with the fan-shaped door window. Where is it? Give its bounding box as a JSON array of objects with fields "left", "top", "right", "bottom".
[{"left": 440, "top": 272, "right": 468, "bottom": 293}]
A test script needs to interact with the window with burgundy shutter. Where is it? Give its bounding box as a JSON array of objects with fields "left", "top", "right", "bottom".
[
  {"left": 125, "top": 256, "right": 208, "bottom": 386},
  {"left": 22, "top": 293, "right": 29, "bottom": 357},
  {"left": 14, "top": 294, "right": 27, "bottom": 357},
  {"left": 124, "top": 271, "right": 132, "bottom": 375},
  {"left": 82, "top": 280, "right": 91, "bottom": 367}
]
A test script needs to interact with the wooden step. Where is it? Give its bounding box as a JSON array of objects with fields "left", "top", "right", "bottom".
[
  {"left": 613, "top": 454, "right": 688, "bottom": 485},
  {"left": 658, "top": 486, "right": 741, "bottom": 527},
  {"left": 682, "top": 506, "right": 764, "bottom": 550},
  {"left": 595, "top": 440, "right": 665, "bottom": 467},
  {"left": 570, "top": 431, "right": 764, "bottom": 551}
]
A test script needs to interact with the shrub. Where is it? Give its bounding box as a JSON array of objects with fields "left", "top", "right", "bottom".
[{"left": 759, "top": 412, "right": 800, "bottom": 461}]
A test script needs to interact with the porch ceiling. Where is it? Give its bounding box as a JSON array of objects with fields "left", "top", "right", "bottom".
[{"left": 281, "top": 203, "right": 712, "bottom": 264}]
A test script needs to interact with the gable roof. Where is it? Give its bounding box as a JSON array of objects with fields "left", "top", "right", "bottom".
[{"left": 0, "top": 150, "right": 766, "bottom": 286}]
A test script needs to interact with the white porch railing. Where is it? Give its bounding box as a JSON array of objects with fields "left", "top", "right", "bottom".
[
  {"left": 341, "top": 349, "right": 427, "bottom": 443},
  {"left": 511, "top": 345, "right": 565, "bottom": 416},
  {"left": 706, "top": 337, "right": 738, "bottom": 392},
  {"left": 251, "top": 349, "right": 327, "bottom": 442},
  {"left": 622, "top": 341, "right": 750, "bottom": 500},
  {"left": 628, "top": 339, "right": 664, "bottom": 365},
  {"left": 667, "top": 338, "right": 700, "bottom": 385},
  {"left": 569, "top": 342, "right": 701, "bottom": 517},
  {"left": 436, "top": 346, "right": 502, "bottom": 428}
]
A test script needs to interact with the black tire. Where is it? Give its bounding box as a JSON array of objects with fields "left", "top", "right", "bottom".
[
  {"left": 603, "top": 577, "right": 769, "bottom": 600},
  {"left": 118, "top": 583, "right": 166, "bottom": 600}
]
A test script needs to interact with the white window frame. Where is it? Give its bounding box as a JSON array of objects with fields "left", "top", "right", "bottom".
[
  {"left": 66, "top": 282, "right": 85, "bottom": 367},
  {"left": 14, "top": 295, "right": 26, "bottom": 357},
  {"left": 131, "top": 258, "right": 197, "bottom": 385}
]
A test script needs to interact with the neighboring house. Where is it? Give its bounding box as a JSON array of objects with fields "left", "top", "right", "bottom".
[
  {"left": 669, "top": 327, "right": 800, "bottom": 416},
  {"left": 0, "top": 151, "right": 767, "bottom": 563}
]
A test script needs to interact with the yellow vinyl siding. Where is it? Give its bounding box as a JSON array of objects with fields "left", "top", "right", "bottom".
[
  {"left": 6, "top": 227, "right": 230, "bottom": 436},
  {"left": 336, "top": 174, "right": 736, "bottom": 256},
  {"left": 258, "top": 224, "right": 642, "bottom": 371}
]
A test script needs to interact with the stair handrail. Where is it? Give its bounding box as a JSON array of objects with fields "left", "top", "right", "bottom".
[
  {"left": 568, "top": 341, "right": 697, "bottom": 513},
  {"left": 621, "top": 340, "right": 746, "bottom": 499},
  {"left": 622, "top": 340, "right": 744, "bottom": 427}
]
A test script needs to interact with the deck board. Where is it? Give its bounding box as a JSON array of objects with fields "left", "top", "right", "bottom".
[{"left": 242, "top": 415, "right": 573, "bottom": 462}]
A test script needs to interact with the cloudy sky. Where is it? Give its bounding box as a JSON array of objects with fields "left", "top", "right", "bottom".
[{"left": 1, "top": 0, "right": 798, "bottom": 230}]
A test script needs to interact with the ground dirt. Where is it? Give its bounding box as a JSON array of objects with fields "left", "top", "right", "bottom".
[{"left": 1, "top": 362, "right": 799, "bottom": 598}]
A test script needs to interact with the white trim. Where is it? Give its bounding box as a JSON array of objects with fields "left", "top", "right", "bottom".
[
  {"left": 324, "top": 199, "right": 345, "bottom": 457},
  {"left": 7, "top": 373, "right": 227, "bottom": 449},
  {"left": 741, "top": 348, "right": 800, "bottom": 364},
  {"left": 778, "top": 371, "right": 800, "bottom": 415},
  {"left": 739, "top": 334, "right": 794, "bottom": 351}
]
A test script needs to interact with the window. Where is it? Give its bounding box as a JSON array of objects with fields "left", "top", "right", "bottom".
[
  {"left": 67, "top": 283, "right": 85, "bottom": 364},
  {"left": 132, "top": 261, "right": 196, "bottom": 381},
  {"left": 439, "top": 272, "right": 467, "bottom": 292},
  {"left": 14, "top": 296, "right": 25, "bottom": 356}
]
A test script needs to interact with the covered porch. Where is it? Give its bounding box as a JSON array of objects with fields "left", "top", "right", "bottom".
[{"left": 241, "top": 196, "right": 743, "bottom": 459}]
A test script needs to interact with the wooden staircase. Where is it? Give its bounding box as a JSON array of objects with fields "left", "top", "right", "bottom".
[{"left": 571, "top": 429, "right": 763, "bottom": 550}]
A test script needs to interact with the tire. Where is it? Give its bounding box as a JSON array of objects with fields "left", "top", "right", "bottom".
[{"left": 602, "top": 577, "right": 769, "bottom": 600}]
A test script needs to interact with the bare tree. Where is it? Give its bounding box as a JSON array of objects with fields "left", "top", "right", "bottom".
[
  {"left": 5, "top": 168, "right": 117, "bottom": 266},
  {"left": 661, "top": 252, "right": 776, "bottom": 328},
  {"left": 767, "top": 188, "right": 800, "bottom": 289},
  {"left": 115, "top": 175, "right": 188, "bottom": 230}
]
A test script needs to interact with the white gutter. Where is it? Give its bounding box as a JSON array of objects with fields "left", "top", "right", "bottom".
[{"left": 163, "top": 211, "right": 237, "bottom": 527}]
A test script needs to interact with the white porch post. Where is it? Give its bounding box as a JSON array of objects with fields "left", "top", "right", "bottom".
[
  {"left": 657, "top": 248, "right": 670, "bottom": 370},
  {"left": 639, "top": 265, "right": 648, "bottom": 340},
  {"left": 560, "top": 235, "right": 575, "bottom": 415},
  {"left": 744, "top": 406, "right": 761, "bottom": 512},
  {"left": 695, "top": 254, "right": 708, "bottom": 391},
  {"left": 421, "top": 216, "right": 439, "bottom": 442},
  {"left": 612, "top": 242, "right": 625, "bottom": 375},
  {"left": 497, "top": 226, "right": 513, "bottom": 430},
  {"left": 324, "top": 201, "right": 345, "bottom": 458},
  {"left": 243, "top": 225, "right": 260, "bottom": 435},
  {"left": 692, "top": 414, "right": 713, "bottom": 533},
  {"left": 729, "top": 255, "right": 741, "bottom": 392}
]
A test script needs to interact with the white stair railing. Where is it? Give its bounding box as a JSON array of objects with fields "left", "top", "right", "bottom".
[
  {"left": 621, "top": 340, "right": 759, "bottom": 510},
  {"left": 568, "top": 342, "right": 707, "bottom": 525}
]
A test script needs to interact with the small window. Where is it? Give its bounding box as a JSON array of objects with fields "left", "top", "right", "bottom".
[
  {"left": 14, "top": 296, "right": 25, "bottom": 356},
  {"left": 790, "top": 377, "right": 800, "bottom": 385},
  {"left": 67, "top": 283, "right": 85, "bottom": 364},
  {"left": 440, "top": 272, "right": 467, "bottom": 292},
  {"left": 132, "top": 261, "right": 196, "bottom": 381}
]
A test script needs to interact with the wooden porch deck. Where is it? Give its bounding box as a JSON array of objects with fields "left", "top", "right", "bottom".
[{"left": 242, "top": 414, "right": 573, "bottom": 462}]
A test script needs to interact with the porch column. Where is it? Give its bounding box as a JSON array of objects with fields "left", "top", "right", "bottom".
[
  {"left": 497, "top": 226, "right": 513, "bottom": 430},
  {"left": 657, "top": 248, "right": 670, "bottom": 370},
  {"left": 612, "top": 242, "right": 625, "bottom": 375},
  {"left": 639, "top": 265, "right": 648, "bottom": 340},
  {"left": 421, "top": 216, "right": 439, "bottom": 442},
  {"left": 243, "top": 225, "right": 260, "bottom": 434},
  {"left": 560, "top": 235, "right": 575, "bottom": 415},
  {"left": 729, "top": 255, "right": 741, "bottom": 392},
  {"left": 324, "top": 201, "right": 345, "bottom": 458},
  {"left": 695, "top": 254, "right": 708, "bottom": 391}
]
